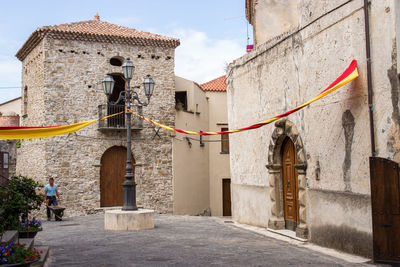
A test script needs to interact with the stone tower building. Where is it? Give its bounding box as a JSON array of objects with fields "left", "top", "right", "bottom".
[{"left": 15, "top": 15, "right": 179, "bottom": 216}]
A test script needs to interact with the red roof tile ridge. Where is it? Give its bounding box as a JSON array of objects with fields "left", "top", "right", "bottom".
[
  {"left": 38, "top": 19, "right": 176, "bottom": 40},
  {"left": 200, "top": 75, "right": 226, "bottom": 92},
  {"left": 16, "top": 17, "right": 180, "bottom": 61}
]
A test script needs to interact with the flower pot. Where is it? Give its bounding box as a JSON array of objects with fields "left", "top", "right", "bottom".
[{"left": 17, "top": 231, "right": 38, "bottom": 239}]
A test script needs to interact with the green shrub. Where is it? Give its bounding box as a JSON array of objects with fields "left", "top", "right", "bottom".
[{"left": 0, "top": 175, "right": 43, "bottom": 230}]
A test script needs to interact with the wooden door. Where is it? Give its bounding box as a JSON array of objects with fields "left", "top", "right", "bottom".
[
  {"left": 370, "top": 157, "right": 400, "bottom": 263},
  {"left": 281, "top": 138, "right": 299, "bottom": 231},
  {"left": 100, "top": 146, "right": 134, "bottom": 207},
  {"left": 223, "top": 179, "right": 232, "bottom": 216}
]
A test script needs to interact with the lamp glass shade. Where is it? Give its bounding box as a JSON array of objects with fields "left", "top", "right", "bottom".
[
  {"left": 143, "top": 74, "right": 155, "bottom": 98},
  {"left": 102, "top": 75, "right": 115, "bottom": 96},
  {"left": 122, "top": 59, "right": 135, "bottom": 80}
]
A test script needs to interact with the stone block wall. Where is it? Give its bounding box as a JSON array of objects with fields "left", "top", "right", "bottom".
[
  {"left": 17, "top": 39, "right": 47, "bottom": 187},
  {"left": 0, "top": 116, "right": 19, "bottom": 126},
  {"left": 17, "top": 37, "right": 176, "bottom": 217}
]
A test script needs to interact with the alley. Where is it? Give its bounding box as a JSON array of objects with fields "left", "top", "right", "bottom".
[{"left": 36, "top": 214, "right": 371, "bottom": 266}]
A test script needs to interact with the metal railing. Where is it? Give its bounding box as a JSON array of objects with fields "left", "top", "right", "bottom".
[{"left": 98, "top": 104, "right": 143, "bottom": 130}]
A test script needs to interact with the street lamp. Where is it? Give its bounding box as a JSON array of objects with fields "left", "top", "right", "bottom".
[
  {"left": 102, "top": 58, "right": 155, "bottom": 211},
  {"left": 143, "top": 74, "right": 155, "bottom": 99},
  {"left": 102, "top": 75, "right": 115, "bottom": 97}
]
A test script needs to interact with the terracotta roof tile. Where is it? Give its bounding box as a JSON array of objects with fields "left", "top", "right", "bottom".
[
  {"left": 200, "top": 76, "right": 226, "bottom": 92},
  {"left": 16, "top": 15, "right": 180, "bottom": 61}
]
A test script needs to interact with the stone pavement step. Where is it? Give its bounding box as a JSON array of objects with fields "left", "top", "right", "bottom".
[
  {"left": 31, "top": 246, "right": 50, "bottom": 267},
  {"left": 19, "top": 238, "right": 34, "bottom": 249},
  {"left": 0, "top": 230, "right": 18, "bottom": 245}
]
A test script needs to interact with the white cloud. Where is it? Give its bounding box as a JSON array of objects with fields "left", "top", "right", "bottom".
[{"left": 173, "top": 29, "right": 244, "bottom": 83}]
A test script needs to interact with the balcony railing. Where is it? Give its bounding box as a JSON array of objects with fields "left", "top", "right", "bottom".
[{"left": 98, "top": 104, "right": 143, "bottom": 131}]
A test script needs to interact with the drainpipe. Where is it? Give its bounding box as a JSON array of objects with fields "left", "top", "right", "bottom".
[{"left": 364, "top": 0, "right": 376, "bottom": 156}]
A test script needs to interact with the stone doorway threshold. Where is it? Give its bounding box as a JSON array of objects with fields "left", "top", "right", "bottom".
[{"left": 266, "top": 228, "right": 307, "bottom": 242}]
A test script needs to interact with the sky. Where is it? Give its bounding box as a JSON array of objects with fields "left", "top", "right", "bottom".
[{"left": 0, "top": 0, "right": 252, "bottom": 103}]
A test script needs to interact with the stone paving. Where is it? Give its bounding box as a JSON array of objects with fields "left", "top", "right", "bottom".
[{"left": 35, "top": 214, "right": 373, "bottom": 266}]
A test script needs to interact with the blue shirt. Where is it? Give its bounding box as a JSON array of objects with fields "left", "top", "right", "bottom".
[{"left": 45, "top": 184, "right": 58, "bottom": 197}]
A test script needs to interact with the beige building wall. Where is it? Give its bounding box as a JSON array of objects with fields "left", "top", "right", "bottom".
[
  {"left": 205, "top": 91, "right": 231, "bottom": 216},
  {"left": 227, "top": 0, "right": 398, "bottom": 257},
  {"left": 250, "top": 0, "right": 300, "bottom": 46},
  {"left": 0, "top": 97, "right": 21, "bottom": 116},
  {"left": 173, "top": 76, "right": 210, "bottom": 215}
]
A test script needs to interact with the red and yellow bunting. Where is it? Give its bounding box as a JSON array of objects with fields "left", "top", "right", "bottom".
[
  {"left": 0, "top": 111, "right": 126, "bottom": 140},
  {"left": 131, "top": 60, "right": 359, "bottom": 135},
  {"left": 0, "top": 60, "right": 358, "bottom": 140}
]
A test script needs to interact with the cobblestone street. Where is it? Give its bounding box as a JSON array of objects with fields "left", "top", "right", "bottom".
[{"left": 35, "top": 214, "right": 373, "bottom": 266}]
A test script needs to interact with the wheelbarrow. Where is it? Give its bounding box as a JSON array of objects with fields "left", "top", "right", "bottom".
[{"left": 48, "top": 205, "right": 66, "bottom": 221}]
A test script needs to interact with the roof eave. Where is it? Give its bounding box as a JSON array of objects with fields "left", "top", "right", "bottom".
[
  {"left": 16, "top": 30, "right": 180, "bottom": 61},
  {"left": 15, "top": 29, "right": 45, "bottom": 61}
]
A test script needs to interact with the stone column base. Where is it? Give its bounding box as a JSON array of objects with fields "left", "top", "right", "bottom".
[
  {"left": 104, "top": 209, "right": 154, "bottom": 230},
  {"left": 296, "top": 226, "right": 308, "bottom": 239},
  {"left": 268, "top": 218, "right": 285, "bottom": 230}
]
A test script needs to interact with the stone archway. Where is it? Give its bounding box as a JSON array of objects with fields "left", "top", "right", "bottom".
[{"left": 266, "top": 119, "right": 308, "bottom": 238}]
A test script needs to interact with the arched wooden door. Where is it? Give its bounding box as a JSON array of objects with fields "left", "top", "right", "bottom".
[
  {"left": 281, "top": 137, "right": 299, "bottom": 231},
  {"left": 100, "top": 146, "right": 134, "bottom": 207}
]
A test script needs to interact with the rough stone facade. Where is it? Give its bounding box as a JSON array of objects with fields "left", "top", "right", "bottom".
[
  {"left": 228, "top": 0, "right": 399, "bottom": 257},
  {"left": 17, "top": 26, "right": 177, "bottom": 217}
]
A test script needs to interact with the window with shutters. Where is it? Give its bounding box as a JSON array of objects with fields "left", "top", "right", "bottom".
[
  {"left": 0, "top": 152, "right": 9, "bottom": 179},
  {"left": 221, "top": 127, "right": 229, "bottom": 154},
  {"left": 3, "top": 153, "right": 8, "bottom": 169}
]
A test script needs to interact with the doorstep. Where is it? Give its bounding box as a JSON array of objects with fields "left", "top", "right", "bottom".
[{"left": 266, "top": 228, "right": 308, "bottom": 242}]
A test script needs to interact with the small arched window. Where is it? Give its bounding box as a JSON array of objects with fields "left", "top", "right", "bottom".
[
  {"left": 23, "top": 86, "right": 28, "bottom": 116},
  {"left": 109, "top": 57, "right": 123, "bottom": 67}
]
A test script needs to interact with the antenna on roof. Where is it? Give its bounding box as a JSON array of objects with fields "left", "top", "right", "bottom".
[{"left": 94, "top": 13, "right": 100, "bottom": 21}]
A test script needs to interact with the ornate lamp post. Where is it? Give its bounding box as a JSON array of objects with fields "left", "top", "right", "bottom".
[{"left": 102, "top": 58, "right": 155, "bottom": 211}]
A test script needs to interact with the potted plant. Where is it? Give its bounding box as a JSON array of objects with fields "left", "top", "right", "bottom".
[
  {"left": 17, "top": 218, "right": 42, "bottom": 239},
  {"left": 0, "top": 242, "right": 41, "bottom": 266}
]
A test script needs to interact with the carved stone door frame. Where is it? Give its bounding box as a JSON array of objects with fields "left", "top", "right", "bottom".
[{"left": 266, "top": 119, "right": 308, "bottom": 239}]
